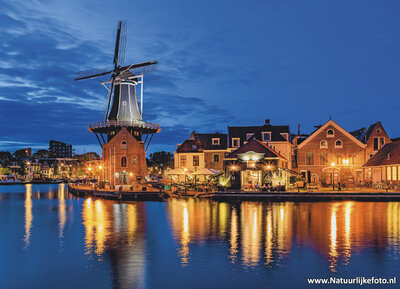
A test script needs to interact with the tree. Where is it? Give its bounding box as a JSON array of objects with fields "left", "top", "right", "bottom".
[
  {"left": 147, "top": 151, "right": 174, "bottom": 171},
  {"left": 0, "top": 151, "right": 13, "bottom": 167},
  {"left": 14, "top": 149, "right": 29, "bottom": 161},
  {"left": 0, "top": 167, "right": 11, "bottom": 175},
  {"left": 32, "top": 149, "right": 50, "bottom": 159}
]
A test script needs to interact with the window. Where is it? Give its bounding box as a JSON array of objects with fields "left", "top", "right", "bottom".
[
  {"left": 377, "top": 129, "right": 382, "bottom": 134},
  {"left": 180, "top": 155, "right": 186, "bottom": 167},
  {"left": 320, "top": 152, "right": 328, "bottom": 165},
  {"left": 280, "top": 133, "right": 289, "bottom": 140},
  {"left": 246, "top": 133, "right": 254, "bottom": 140},
  {"left": 306, "top": 153, "right": 314, "bottom": 165},
  {"left": 392, "top": 166, "right": 397, "bottom": 181},
  {"left": 261, "top": 132, "right": 271, "bottom": 141},
  {"left": 193, "top": 155, "right": 199, "bottom": 167},
  {"left": 121, "top": 141, "right": 127, "bottom": 149},
  {"left": 327, "top": 129, "right": 334, "bottom": 137},
  {"left": 213, "top": 154, "right": 220, "bottom": 163},
  {"left": 335, "top": 140, "right": 343, "bottom": 148},
  {"left": 320, "top": 140, "right": 328, "bottom": 149},
  {"left": 350, "top": 155, "right": 356, "bottom": 165},
  {"left": 121, "top": 156, "right": 127, "bottom": 167},
  {"left": 132, "top": 156, "right": 136, "bottom": 165},
  {"left": 373, "top": 137, "right": 385, "bottom": 151},
  {"left": 212, "top": 138, "right": 220, "bottom": 145},
  {"left": 387, "top": 166, "right": 392, "bottom": 181},
  {"left": 336, "top": 153, "right": 342, "bottom": 165},
  {"left": 232, "top": 138, "right": 240, "bottom": 148}
]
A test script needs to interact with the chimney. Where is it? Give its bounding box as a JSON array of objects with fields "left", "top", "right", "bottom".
[{"left": 265, "top": 119, "right": 270, "bottom": 125}]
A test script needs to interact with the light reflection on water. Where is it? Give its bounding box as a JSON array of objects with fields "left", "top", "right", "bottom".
[{"left": 2, "top": 184, "right": 400, "bottom": 288}]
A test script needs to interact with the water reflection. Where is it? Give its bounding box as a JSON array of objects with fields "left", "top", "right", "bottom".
[
  {"left": 81, "top": 199, "right": 147, "bottom": 289},
  {"left": 24, "top": 184, "right": 33, "bottom": 249},
  {"left": 166, "top": 200, "right": 400, "bottom": 271}
]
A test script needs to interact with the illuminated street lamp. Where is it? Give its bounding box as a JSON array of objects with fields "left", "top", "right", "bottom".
[{"left": 331, "top": 162, "right": 335, "bottom": 190}]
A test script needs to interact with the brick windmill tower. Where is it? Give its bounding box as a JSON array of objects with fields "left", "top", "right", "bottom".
[{"left": 75, "top": 20, "right": 160, "bottom": 187}]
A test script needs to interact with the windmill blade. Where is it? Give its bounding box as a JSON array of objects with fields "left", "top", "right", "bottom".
[
  {"left": 117, "top": 20, "right": 127, "bottom": 66},
  {"left": 74, "top": 68, "right": 113, "bottom": 81},
  {"left": 113, "top": 21, "right": 123, "bottom": 68},
  {"left": 119, "top": 60, "right": 158, "bottom": 75},
  {"left": 104, "top": 76, "right": 115, "bottom": 121}
]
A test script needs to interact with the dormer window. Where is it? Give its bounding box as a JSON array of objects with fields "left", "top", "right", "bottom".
[
  {"left": 320, "top": 140, "right": 328, "bottom": 149},
  {"left": 280, "top": 133, "right": 288, "bottom": 141},
  {"left": 246, "top": 133, "right": 254, "bottom": 140},
  {"left": 261, "top": 132, "right": 271, "bottom": 142},
  {"left": 327, "top": 129, "right": 334, "bottom": 138},
  {"left": 232, "top": 138, "right": 240, "bottom": 148},
  {"left": 192, "top": 145, "right": 197, "bottom": 150},
  {"left": 388, "top": 153, "right": 391, "bottom": 160},
  {"left": 335, "top": 140, "right": 343, "bottom": 148},
  {"left": 212, "top": 138, "right": 220, "bottom": 145}
]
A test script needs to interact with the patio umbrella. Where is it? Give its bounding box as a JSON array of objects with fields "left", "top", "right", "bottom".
[
  {"left": 165, "top": 168, "right": 192, "bottom": 175},
  {"left": 191, "top": 168, "right": 219, "bottom": 175}
]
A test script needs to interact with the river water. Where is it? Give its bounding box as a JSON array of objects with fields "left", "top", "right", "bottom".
[{"left": 0, "top": 184, "right": 399, "bottom": 289}]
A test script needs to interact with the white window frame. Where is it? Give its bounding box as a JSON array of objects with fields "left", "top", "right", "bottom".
[
  {"left": 335, "top": 139, "right": 343, "bottom": 148},
  {"left": 261, "top": 132, "right": 271, "bottom": 142},
  {"left": 320, "top": 140, "right": 328, "bottom": 149},
  {"left": 327, "top": 129, "right": 335, "bottom": 138},
  {"left": 280, "top": 133, "right": 289, "bottom": 140},
  {"left": 232, "top": 138, "right": 240, "bottom": 148},
  {"left": 212, "top": 138, "right": 220, "bottom": 145},
  {"left": 213, "top": 154, "right": 220, "bottom": 163},
  {"left": 246, "top": 133, "right": 254, "bottom": 140}
]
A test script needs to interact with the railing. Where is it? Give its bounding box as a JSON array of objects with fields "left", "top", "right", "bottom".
[{"left": 89, "top": 120, "right": 160, "bottom": 130}]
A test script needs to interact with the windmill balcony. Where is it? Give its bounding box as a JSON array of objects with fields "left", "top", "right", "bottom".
[{"left": 89, "top": 120, "right": 160, "bottom": 130}]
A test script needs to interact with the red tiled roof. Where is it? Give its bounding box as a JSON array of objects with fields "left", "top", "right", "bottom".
[
  {"left": 226, "top": 139, "right": 287, "bottom": 160},
  {"left": 364, "top": 141, "right": 400, "bottom": 167}
]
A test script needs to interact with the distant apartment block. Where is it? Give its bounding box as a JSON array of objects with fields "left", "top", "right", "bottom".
[{"left": 49, "top": 140, "right": 72, "bottom": 158}]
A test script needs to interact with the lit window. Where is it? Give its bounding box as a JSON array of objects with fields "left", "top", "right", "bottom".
[
  {"left": 387, "top": 166, "right": 392, "bottom": 181},
  {"left": 320, "top": 140, "right": 328, "bottom": 149},
  {"left": 132, "top": 156, "right": 136, "bottom": 165},
  {"left": 212, "top": 138, "right": 220, "bottom": 145},
  {"left": 180, "top": 155, "right": 186, "bottom": 167},
  {"left": 335, "top": 140, "right": 343, "bottom": 148},
  {"left": 327, "top": 129, "right": 334, "bottom": 137},
  {"left": 392, "top": 166, "right": 397, "bottom": 181}
]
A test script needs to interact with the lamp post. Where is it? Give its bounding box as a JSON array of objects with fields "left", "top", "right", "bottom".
[
  {"left": 331, "top": 162, "right": 335, "bottom": 190},
  {"left": 184, "top": 168, "right": 188, "bottom": 194}
]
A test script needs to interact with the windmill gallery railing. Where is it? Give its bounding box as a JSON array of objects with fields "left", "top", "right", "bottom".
[{"left": 89, "top": 120, "right": 160, "bottom": 130}]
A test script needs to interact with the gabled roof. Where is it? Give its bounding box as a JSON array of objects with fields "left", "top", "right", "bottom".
[
  {"left": 298, "top": 120, "right": 366, "bottom": 149},
  {"left": 192, "top": 133, "right": 227, "bottom": 150},
  {"left": 364, "top": 141, "right": 400, "bottom": 167},
  {"left": 350, "top": 127, "right": 367, "bottom": 143},
  {"left": 176, "top": 139, "right": 203, "bottom": 153},
  {"left": 365, "top": 122, "right": 378, "bottom": 141},
  {"left": 228, "top": 124, "right": 291, "bottom": 142},
  {"left": 226, "top": 139, "right": 287, "bottom": 160}
]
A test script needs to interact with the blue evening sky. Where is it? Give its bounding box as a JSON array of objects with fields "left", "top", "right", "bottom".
[{"left": 1, "top": 0, "right": 400, "bottom": 154}]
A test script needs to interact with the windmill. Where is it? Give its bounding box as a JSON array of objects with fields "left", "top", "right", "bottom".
[{"left": 74, "top": 20, "right": 160, "bottom": 150}]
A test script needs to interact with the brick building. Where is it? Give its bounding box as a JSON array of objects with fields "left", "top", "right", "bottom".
[
  {"left": 296, "top": 120, "right": 366, "bottom": 186},
  {"left": 102, "top": 127, "right": 147, "bottom": 187}
]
